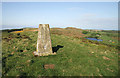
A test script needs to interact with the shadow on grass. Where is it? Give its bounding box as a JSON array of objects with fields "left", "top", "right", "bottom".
[
  {"left": 52, "top": 45, "right": 64, "bottom": 53},
  {"left": 7, "top": 29, "right": 23, "bottom": 33}
]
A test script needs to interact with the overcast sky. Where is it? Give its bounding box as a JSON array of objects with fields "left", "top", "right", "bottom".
[{"left": 2, "top": 2, "right": 118, "bottom": 30}]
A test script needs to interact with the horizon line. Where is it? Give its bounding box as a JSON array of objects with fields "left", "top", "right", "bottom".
[{"left": 1, "top": 26, "right": 119, "bottom": 31}]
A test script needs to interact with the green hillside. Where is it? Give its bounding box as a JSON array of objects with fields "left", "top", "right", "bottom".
[{"left": 2, "top": 28, "right": 119, "bottom": 76}]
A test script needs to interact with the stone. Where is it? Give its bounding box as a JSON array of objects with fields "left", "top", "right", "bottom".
[
  {"left": 103, "top": 56, "right": 110, "bottom": 60},
  {"left": 33, "top": 24, "right": 53, "bottom": 56},
  {"left": 44, "top": 64, "right": 55, "bottom": 69}
]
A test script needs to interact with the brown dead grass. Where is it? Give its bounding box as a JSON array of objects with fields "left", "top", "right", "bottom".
[
  {"left": 11, "top": 27, "right": 85, "bottom": 39},
  {"left": 23, "top": 28, "right": 38, "bottom": 31},
  {"left": 11, "top": 28, "right": 38, "bottom": 33},
  {"left": 50, "top": 27, "right": 86, "bottom": 39},
  {"left": 12, "top": 31, "right": 23, "bottom": 33}
]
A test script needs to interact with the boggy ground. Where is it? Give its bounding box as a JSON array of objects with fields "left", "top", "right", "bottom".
[{"left": 2, "top": 27, "right": 119, "bottom": 76}]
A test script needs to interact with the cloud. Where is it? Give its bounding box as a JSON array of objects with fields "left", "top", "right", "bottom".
[
  {"left": 82, "top": 17, "right": 117, "bottom": 26},
  {"left": 61, "top": 13, "right": 118, "bottom": 30},
  {"left": 76, "top": 17, "right": 118, "bottom": 30}
]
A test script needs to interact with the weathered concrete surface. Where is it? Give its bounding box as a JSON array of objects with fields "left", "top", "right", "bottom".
[{"left": 33, "top": 24, "right": 55, "bottom": 56}]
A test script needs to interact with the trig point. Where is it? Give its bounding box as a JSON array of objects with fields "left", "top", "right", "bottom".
[{"left": 33, "top": 24, "right": 55, "bottom": 56}]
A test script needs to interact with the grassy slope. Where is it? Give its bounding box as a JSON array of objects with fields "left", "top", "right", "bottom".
[{"left": 2, "top": 28, "right": 118, "bottom": 76}]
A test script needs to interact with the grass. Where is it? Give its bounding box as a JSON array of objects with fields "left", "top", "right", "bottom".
[{"left": 2, "top": 28, "right": 119, "bottom": 76}]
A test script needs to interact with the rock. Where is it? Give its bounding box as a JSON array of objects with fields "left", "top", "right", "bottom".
[
  {"left": 23, "top": 50, "right": 27, "bottom": 52},
  {"left": 44, "top": 64, "right": 55, "bottom": 69},
  {"left": 11, "top": 52, "right": 14, "bottom": 55},
  {"left": 103, "top": 56, "right": 110, "bottom": 60}
]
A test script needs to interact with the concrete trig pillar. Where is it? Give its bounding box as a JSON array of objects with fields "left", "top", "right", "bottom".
[{"left": 33, "top": 24, "right": 55, "bottom": 56}]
